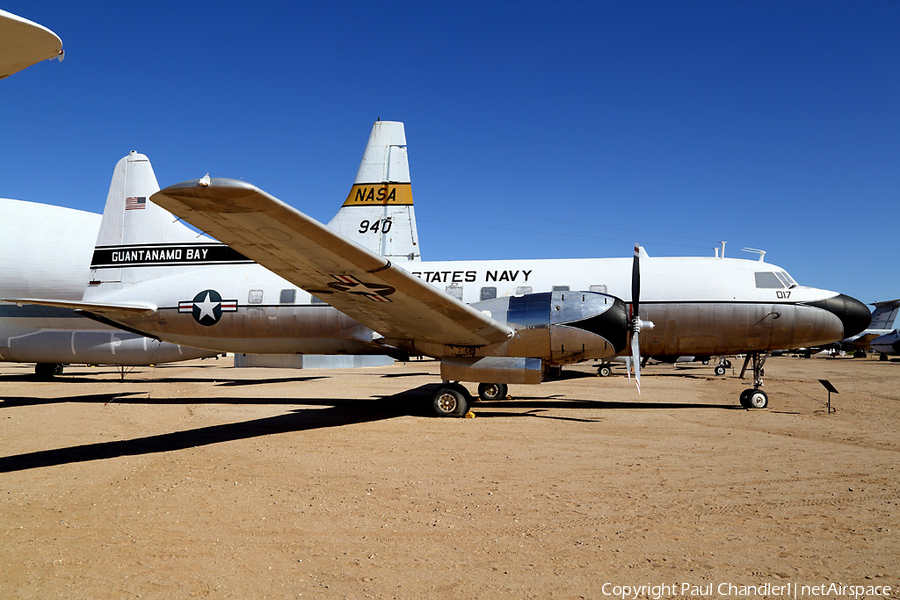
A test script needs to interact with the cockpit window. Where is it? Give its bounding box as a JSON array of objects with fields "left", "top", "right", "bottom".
[
  {"left": 777, "top": 270, "right": 797, "bottom": 287},
  {"left": 755, "top": 272, "right": 784, "bottom": 289}
]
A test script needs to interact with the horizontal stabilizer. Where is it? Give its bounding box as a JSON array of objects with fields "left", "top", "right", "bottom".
[
  {"left": 4, "top": 298, "right": 158, "bottom": 317},
  {"left": 151, "top": 178, "right": 512, "bottom": 348}
]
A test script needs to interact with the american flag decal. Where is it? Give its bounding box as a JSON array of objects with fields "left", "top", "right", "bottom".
[{"left": 125, "top": 196, "right": 146, "bottom": 210}]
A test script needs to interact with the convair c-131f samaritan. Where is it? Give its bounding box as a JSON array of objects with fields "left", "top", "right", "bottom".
[{"left": 11, "top": 121, "right": 870, "bottom": 415}]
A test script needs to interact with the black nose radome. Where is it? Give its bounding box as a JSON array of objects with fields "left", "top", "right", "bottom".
[{"left": 806, "top": 294, "right": 871, "bottom": 338}]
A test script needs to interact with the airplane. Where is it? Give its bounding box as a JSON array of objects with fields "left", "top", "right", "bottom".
[
  {"left": 0, "top": 8, "right": 64, "bottom": 79},
  {"left": 870, "top": 329, "right": 900, "bottom": 360},
  {"left": 10, "top": 121, "right": 871, "bottom": 415},
  {"left": 0, "top": 9, "right": 215, "bottom": 375},
  {"left": 840, "top": 298, "right": 900, "bottom": 357},
  {"left": 0, "top": 197, "right": 215, "bottom": 376}
]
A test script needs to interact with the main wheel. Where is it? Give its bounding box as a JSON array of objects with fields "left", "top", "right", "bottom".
[
  {"left": 432, "top": 384, "right": 470, "bottom": 417},
  {"left": 477, "top": 383, "right": 508, "bottom": 401},
  {"left": 739, "top": 389, "right": 752, "bottom": 408},
  {"left": 723, "top": 359, "right": 732, "bottom": 368},
  {"left": 880, "top": 353, "right": 889, "bottom": 362},
  {"left": 714, "top": 365, "right": 726, "bottom": 376},
  {"left": 597, "top": 365, "right": 613, "bottom": 377},
  {"left": 746, "top": 389, "right": 768, "bottom": 409}
]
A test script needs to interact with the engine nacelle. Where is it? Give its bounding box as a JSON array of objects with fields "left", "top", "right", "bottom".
[{"left": 440, "top": 291, "right": 630, "bottom": 384}]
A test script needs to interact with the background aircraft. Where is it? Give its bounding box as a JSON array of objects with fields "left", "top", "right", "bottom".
[
  {"left": 0, "top": 198, "right": 213, "bottom": 375},
  {"left": 840, "top": 298, "right": 900, "bottom": 356},
  {"left": 870, "top": 329, "right": 900, "bottom": 360},
  {"left": 13, "top": 122, "right": 870, "bottom": 415},
  {"left": 0, "top": 8, "right": 213, "bottom": 375}
]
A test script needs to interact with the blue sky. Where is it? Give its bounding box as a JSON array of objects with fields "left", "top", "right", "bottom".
[{"left": 2, "top": 1, "right": 897, "bottom": 305}]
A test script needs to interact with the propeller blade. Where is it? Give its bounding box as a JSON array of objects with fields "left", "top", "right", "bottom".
[
  {"left": 631, "top": 243, "right": 642, "bottom": 394},
  {"left": 631, "top": 330, "right": 641, "bottom": 394},
  {"left": 632, "top": 243, "right": 641, "bottom": 316}
]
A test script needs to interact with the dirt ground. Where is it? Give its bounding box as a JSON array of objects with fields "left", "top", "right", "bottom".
[{"left": 1, "top": 354, "right": 898, "bottom": 599}]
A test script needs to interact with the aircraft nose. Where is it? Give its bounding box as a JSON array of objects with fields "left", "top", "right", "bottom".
[{"left": 808, "top": 293, "right": 871, "bottom": 338}]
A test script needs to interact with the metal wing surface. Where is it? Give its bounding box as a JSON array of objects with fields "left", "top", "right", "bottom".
[{"left": 150, "top": 179, "right": 512, "bottom": 347}]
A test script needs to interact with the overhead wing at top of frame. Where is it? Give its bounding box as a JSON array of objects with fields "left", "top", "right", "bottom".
[
  {"left": 151, "top": 179, "right": 512, "bottom": 348},
  {"left": 0, "top": 9, "right": 63, "bottom": 79}
]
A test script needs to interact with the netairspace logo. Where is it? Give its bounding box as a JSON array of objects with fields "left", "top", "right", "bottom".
[{"left": 600, "top": 582, "right": 892, "bottom": 599}]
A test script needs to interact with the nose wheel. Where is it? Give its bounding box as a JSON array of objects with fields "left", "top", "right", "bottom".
[
  {"left": 740, "top": 388, "right": 768, "bottom": 409},
  {"left": 739, "top": 352, "right": 769, "bottom": 408}
]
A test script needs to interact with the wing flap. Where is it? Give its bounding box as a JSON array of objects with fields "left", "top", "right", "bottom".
[{"left": 150, "top": 179, "right": 512, "bottom": 347}]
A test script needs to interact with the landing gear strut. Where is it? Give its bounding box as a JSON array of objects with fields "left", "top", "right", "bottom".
[{"left": 738, "top": 352, "right": 768, "bottom": 408}]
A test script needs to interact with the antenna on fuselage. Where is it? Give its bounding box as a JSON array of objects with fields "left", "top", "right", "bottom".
[
  {"left": 715, "top": 241, "right": 727, "bottom": 258},
  {"left": 742, "top": 247, "right": 767, "bottom": 262}
]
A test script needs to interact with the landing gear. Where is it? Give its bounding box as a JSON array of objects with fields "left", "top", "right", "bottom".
[
  {"left": 713, "top": 358, "right": 731, "bottom": 376},
  {"left": 738, "top": 352, "right": 769, "bottom": 409},
  {"left": 34, "top": 363, "right": 64, "bottom": 379},
  {"left": 740, "top": 388, "right": 769, "bottom": 409},
  {"left": 477, "top": 382, "right": 508, "bottom": 401},
  {"left": 432, "top": 383, "right": 472, "bottom": 417},
  {"left": 597, "top": 364, "right": 613, "bottom": 377},
  {"left": 880, "top": 353, "right": 889, "bottom": 362}
]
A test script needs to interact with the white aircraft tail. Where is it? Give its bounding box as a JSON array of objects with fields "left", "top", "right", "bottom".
[
  {"left": 87, "top": 152, "right": 234, "bottom": 294},
  {"left": 327, "top": 120, "right": 421, "bottom": 262},
  {"left": 869, "top": 299, "right": 900, "bottom": 330}
]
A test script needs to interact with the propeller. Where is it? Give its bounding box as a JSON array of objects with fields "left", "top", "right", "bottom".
[{"left": 627, "top": 243, "right": 653, "bottom": 394}]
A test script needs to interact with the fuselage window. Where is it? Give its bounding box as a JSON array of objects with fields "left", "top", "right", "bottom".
[
  {"left": 754, "top": 272, "right": 783, "bottom": 289},
  {"left": 552, "top": 285, "right": 570, "bottom": 292},
  {"left": 310, "top": 295, "right": 327, "bottom": 304},
  {"left": 515, "top": 285, "right": 533, "bottom": 296},
  {"left": 589, "top": 284, "right": 607, "bottom": 294},
  {"left": 248, "top": 289, "right": 264, "bottom": 304},
  {"left": 280, "top": 289, "right": 296, "bottom": 304},
  {"left": 480, "top": 286, "right": 497, "bottom": 301},
  {"left": 446, "top": 285, "right": 463, "bottom": 300}
]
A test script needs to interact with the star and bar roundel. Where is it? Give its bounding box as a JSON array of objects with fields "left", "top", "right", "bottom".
[
  {"left": 177, "top": 276, "right": 395, "bottom": 327},
  {"left": 178, "top": 290, "right": 238, "bottom": 326},
  {"left": 325, "top": 275, "right": 395, "bottom": 302}
]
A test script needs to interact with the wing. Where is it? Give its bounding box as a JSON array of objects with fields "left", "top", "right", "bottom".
[
  {"left": 0, "top": 9, "right": 63, "bottom": 78},
  {"left": 150, "top": 179, "right": 512, "bottom": 348}
]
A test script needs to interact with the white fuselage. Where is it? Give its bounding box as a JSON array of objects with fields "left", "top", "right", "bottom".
[{"left": 93, "top": 252, "right": 857, "bottom": 359}]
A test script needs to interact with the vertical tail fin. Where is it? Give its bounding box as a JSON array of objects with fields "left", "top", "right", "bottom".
[
  {"left": 327, "top": 121, "right": 421, "bottom": 261},
  {"left": 869, "top": 299, "right": 900, "bottom": 330},
  {"left": 87, "top": 151, "right": 213, "bottom": 292}
]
